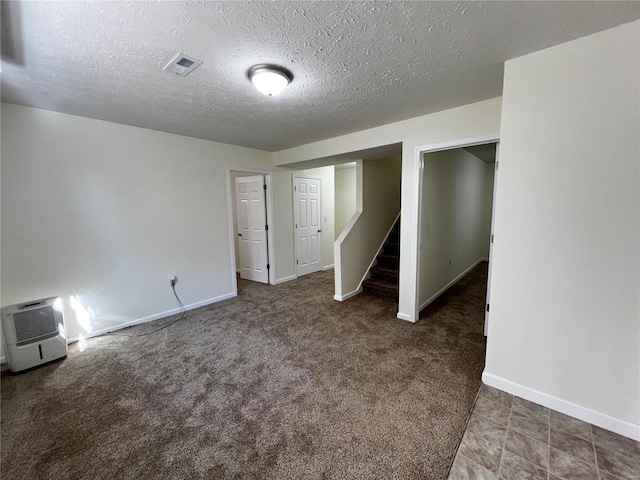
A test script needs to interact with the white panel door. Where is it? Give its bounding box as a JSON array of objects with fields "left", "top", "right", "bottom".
[
  {"left": 293, "top": 176, "right": 322, "bottom": 277},
  {"left": 235, "top": 175, "right": 269, "bottom": 283}
]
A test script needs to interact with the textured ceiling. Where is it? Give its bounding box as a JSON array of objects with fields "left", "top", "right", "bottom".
[{"left": 2, "top": 1, "right": 639, "bottom": 152}]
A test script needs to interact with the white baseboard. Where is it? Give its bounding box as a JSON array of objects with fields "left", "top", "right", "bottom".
[
  {"left": 419, "top": 257, "right": 486, "bottom": 311},
  {"left": 482, "top": 372, "right": 640, "bottom": 442},
  {"left": 0, "top": 356, "right": 6, "bottom": 364},
  {"left": 275, "top": 275, "right": 296, "bottom": 285},
  {"left": 396, "top": 312, "right": 416, "bottom": 323},
  {"left": 66, "top": 292, "right": 236, "bottom": 344},
  {"left": 322, "top": 264, "right": 335, "bottom": 271},
  {"left": 334, "top": 287, "right": 362, "bottom": 302}
]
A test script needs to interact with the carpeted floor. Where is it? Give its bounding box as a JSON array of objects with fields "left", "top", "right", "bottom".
[{"left": 1, "top": 263, "right": 487, "bottom": 480}]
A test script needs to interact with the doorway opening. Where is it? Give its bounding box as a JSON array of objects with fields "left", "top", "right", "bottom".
[
  {"left": 293, "top": 175, "right": 323, "bottom": 278},
  {"left": 415, "top": 137, "right": 499, "bottom": 336},
  {"left": 226, "top": 168, "right": 275, "bottom": 294}
]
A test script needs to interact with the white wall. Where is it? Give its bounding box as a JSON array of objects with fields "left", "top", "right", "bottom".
[
  {"left": 1, "top": 104, "right": 273, "bottom": 344},
  {"left": 334, "top": 165, "right": 357, "bottom": 239},
  {"left": 335, "top": 156, "right": 401, "bottom": 299},
  {"left": 485, "top": 21, "right": 640, "bottom": 434},
  {"left": 274, "top": 97, "right": 502, "bottom": 321},
  {"left": 419, "top": 149, "right": 494, "bottom": 308}
]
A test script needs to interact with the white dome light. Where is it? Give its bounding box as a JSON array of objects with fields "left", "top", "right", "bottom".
[{"left": 248, "top": 65, "right": 293, "bottom": 96}]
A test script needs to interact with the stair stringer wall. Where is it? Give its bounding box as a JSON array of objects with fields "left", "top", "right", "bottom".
[
  {"left": 334, "top": 156, "right": 402, "bottom": 301},
  {"left": 360, "top": 213, "right": 401, "bottom": 287}
]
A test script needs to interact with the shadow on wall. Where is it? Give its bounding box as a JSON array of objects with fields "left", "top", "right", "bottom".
[{"left": 335, "top": 163, "right": 357, "bottom": 240}]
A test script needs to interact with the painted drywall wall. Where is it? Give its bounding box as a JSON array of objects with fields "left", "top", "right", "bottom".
[
  {"left": 271, "top": 165, "right": 335, "bottom": 282},
  {"left": 335, "top": 156, "right": 402, "bottom": 299},
  {"left": 486, "top": 21, "right": 640, "bottom": 429},
  {"left": 274, "top": 97, "right": 502, "bottom": 320},
  {"left": 419, "top": 149, "right": 494, "bottom": 308},
  {"left": 334, "top": 165, "right": 357, "bottom": 239},
  {"left": 0, "top": 103, "right": 273, "bottom": 344},
  {"left": 229, "top": 171, "right": 261, "bottom": 271}
]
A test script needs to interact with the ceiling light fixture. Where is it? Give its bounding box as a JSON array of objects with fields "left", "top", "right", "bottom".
[{"left": 248, "top": 64, "right": 293, "bottom": 96}]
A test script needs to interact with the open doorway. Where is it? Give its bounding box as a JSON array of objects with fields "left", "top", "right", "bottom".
[
  {"left": 226, "top": 168, "right": 275, "bottom": 292},
  {"left": 293, "top": 175, "right": 324, "bottom": 277},
  {"left": 417, "top": 142, "right": 498, "bottom": 335},
  {"left": 281, "top": 143, "right": 402, "bottom": 304}
]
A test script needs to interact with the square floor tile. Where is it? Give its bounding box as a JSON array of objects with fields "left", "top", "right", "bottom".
[
  {"left": 448, "top": 453, "right": 498, "bottom": 480},
  {"left": 511, "top": 396, "right": 549, "bottom": 424},
  {"left": 550, "top": 428, "right": 596, "bottom": 465},
  {"left": 509, "top": 410, "right": 549, "bottom": 443},
  {"left": 474, "top": 395, "right": 511, "bottom": 426},
  {"left": 550, "top": 410, "right": 592, "bottom": 441},
  {"left": 467, "top": 411, "right": 508, "bottom": 448},
  {"left": 548, "top": 447, "right": 598, "bottom": 480},
  {"left": 591, "top": 425, "right": 640, "bottom": 457},
  {"left": 598, "top": 470, "right": 626, "bottom": 480},
  {"left": 498, "top": 450, "right": 547, "bottom": 480},
  {"left": 454, "top": 391, "right": 640, "bottom": 480},
  {"left": 458, "top": 431, "right": 503, "bottom": 473},
  {"left": 595, "top": 444, "right": 640, "bottom": 479},
  {"left": 480, "top": 384, "right": 514, "bottom": 409},
  {"left": 504, "top": 429, "right": 549, "bottom": 470}
]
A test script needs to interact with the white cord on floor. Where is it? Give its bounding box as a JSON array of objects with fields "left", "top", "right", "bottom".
[{"left": 105, "top": 284, "right": 186, "bottom": 337}]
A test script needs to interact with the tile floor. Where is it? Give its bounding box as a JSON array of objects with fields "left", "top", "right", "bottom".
[{"left": 448, "top": 384, "right": 640, "bottom": 480}]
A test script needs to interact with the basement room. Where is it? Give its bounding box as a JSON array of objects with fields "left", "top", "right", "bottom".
[{"left": 1, "top": 2, "right": 639, "bottom": 479}]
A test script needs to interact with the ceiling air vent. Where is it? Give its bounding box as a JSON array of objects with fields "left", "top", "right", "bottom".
[{"left": 163, "top": 52, "right": 202, "bottom": 77}]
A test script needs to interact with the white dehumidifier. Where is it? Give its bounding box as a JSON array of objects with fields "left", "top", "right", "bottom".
[{"left": 1, "top": 297, "right": 67, "bottom": 373}]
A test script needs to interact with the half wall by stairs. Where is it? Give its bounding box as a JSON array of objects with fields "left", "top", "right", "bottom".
[{"left": 333, "top": 156, "right": 402, "bottom": 302}]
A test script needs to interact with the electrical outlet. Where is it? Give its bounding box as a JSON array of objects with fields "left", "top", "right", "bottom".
[{"left": 170, "top": 275, "right": 178, "bottom": 286}]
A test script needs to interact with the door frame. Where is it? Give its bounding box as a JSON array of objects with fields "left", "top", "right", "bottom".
[
  {"left": 292, "top": 174, "right": 323, "bottom": 278},
  {"left": 234, "top": 174, "right": 269, "bottom": 284},
  {"left": 226, "top": 167, "right": 276, "bottom": 294},
  {"left": 407, "top": 133, "right": 500, "bottom": 324},
  {"left": 484, "top": 144, "right": 500, "bottom": 336}
]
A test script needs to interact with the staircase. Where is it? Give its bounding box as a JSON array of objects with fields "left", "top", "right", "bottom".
[{"left": 362, "top": 217, "right": 400, "bottom": 301}]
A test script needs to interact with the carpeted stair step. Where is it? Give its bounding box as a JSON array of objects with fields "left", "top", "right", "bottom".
[
  {"left": 383, "top": 242, "right": 399, "bottom": 256},
  {"left": 377, "top": 254, "right": 399, "bottom": 269},
  {"left": 363, "top": 216, "right": 401, "bottom": 302},
  {"left": 362, "top": 278, "right": 399, "bottom": 300},
  {"left": 369, "top": 265, "right": 399, "bottom": 282},
  {"left": 387, "top": 231, "right": 399, "bottom": 244}
]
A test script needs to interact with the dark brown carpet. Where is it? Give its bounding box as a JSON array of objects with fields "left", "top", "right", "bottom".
[{"left": 1, "top": 263, "right": 487, "bottom": 480}]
